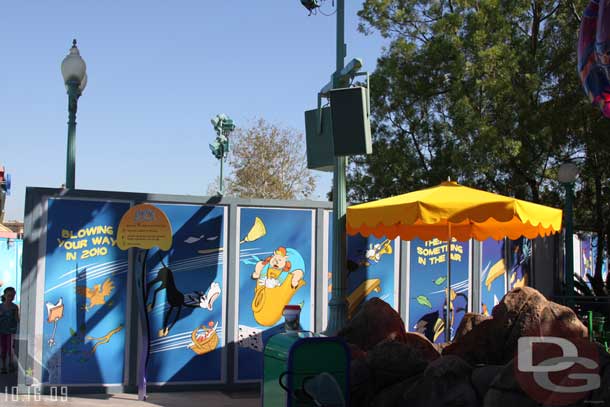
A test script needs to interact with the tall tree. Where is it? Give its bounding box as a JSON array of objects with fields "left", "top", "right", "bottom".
[
  {"left": 354, "top": 0, "right": 610, "bottom": 287},
  {"left": 220, "top": 119, "right": 317, "bottom": 200}
]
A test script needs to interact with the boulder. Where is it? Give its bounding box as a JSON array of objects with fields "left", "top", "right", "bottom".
[
  {"left": 471, "top": 365, "right": 504, "bottom": 401},
  {"left": 370, "top": 373, "right": 422, "bottom": 407},
  {"left": 433, "top": 342, "right": 451, "bottom": 354},
  {"left": 454, "top": 313, "right": 492, "bottom": 341},
  {"left": 402, "top": 355, "right": 478, "bottom": 407},
  {"left": 484, "top": 345, "right": 609, "bottom": 407},
  {"left": 587, "top": 344, "right": 610, "bottom": 406},
  {"left": 483, "top": 360, "right": 538, "bottom": 407},
  {"left": 445, "top": 287, "right": 588, "bottom": 365},
  {"left": 366, "top": 340, "right": 429, "bottom": 392},
  {"left": 442, "top": 318, "right": 506, "bottom": 365},
  {"left": 338, "top": 297, "right": 407, "bottom": 351},
  {"left": 348, "top": 343, "right": 367, "bottom": 361},
  {"left": 492, "top": 287, "right": 587, "bottom": 356},
  {"left": 402, "top": 332, "right": 440, "bottom": 362},
  {"left": 349, "top": 358, "right": 374, "bottom": 407}
]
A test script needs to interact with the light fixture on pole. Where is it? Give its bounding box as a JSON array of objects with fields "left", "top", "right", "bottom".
[
  {"left": 61, "top": 39, "right": 87, "bottom": 190},
  {"left": 558, "top": 162, "right": 578, "bottom": 301},
  {"left": 209, "top": 114, "right": 235, "bottom": 195}
]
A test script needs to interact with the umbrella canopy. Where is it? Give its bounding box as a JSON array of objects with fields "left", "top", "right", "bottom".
[{"left": 347, "top": 181, "right": 562, "bottom": 241}]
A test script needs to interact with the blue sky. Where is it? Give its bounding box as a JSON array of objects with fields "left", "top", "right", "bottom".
[{"left": 0, "top": 1, "right": 386, "bottom": 221}]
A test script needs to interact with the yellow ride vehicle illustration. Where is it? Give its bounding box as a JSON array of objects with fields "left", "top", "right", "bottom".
[{"left": 250, "top": 246, "right": 306, "bottom": 326}]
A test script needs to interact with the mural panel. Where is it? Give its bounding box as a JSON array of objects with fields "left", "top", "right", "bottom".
[
  {"left": 144, "top": 204, "right": 226, "bottom": 383},
  {"left": 408, "top": 238, "right": 470, "bottom": 343},
  {"left": 42, "top": 198, "right": 129, "bottom": 385},
  {"left": 0, "top": 238, "right": 22, "bottom": 304},
  {"left": 507, "top": 237, "right": 530, "bottom": 290},
  {"left": 480, "top": 238, "right": 507, "bottom": 316},
  {"left": 578, "top": 234, "right": 593, "bottom": 283},
  {"left": 235, "top": 207, "right": 314, "bottom": 382},
  {"left": 326, "top": 212, "right": 399, "bottom": 325}
]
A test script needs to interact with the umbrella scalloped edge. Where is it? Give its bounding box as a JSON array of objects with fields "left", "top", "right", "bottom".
[{"left": 346, "top": 219, "right": 561, "bottom": 242}]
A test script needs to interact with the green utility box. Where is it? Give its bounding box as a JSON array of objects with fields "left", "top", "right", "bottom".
[
  {"left": 263, "top": 333, "right": 350, "bottom": 406},
  {"left": 304, "top": 106, "right": 335, "bottom": 171},
  {"left": 329, "top": 86, "right": 372, "bottom": 156}
]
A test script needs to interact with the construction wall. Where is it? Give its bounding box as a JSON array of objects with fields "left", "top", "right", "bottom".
[
  {"left": 18, "top": 187, "right": 555, "bottom": 392},
  {"left": 0, "top": 236, "right": 22, "bottom": 303}
]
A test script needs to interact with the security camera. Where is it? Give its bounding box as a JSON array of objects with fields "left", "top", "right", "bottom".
[{"left": 300, "top": 0, "right": 320, "bottom": 12}]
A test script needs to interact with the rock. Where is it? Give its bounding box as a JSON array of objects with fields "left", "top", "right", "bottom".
[
  {"left": 445, "top": 287, "right": 588, "bottom": 365},
  {"left": 433, "top": 342, "right": 451, "bottom": 354},
  {"left": 349, "top": 358, "right": 373, "bottom": 407},
  {"left": 586, "top": 344, "right": 610, "bottom": 406},
  {"left": 402, "top": 355, "right": 478, "bottom": 407},
  {"left": 484, "top": 346, "right": 609, "bottom": 407},
  {"left": 454, "top": 313, "right": 492, "bottom": 341},
  {"left": 442, "top": 318, "right": 506, "bottom": 365},
  {"left": 493, "top": 287, "right": 587, "bottom": 357},
  {"left": 402, "top": 332, "right": 440, "bottom": 362},
  {"left": 369, "top": 373, "right": 422, "bottom": 407},
  {"left": 483, "top": 360, "right": 538, "bottom": 407},
  {"left": 366, "top": 340, "right": 429, "bottom": 392},
  {"left": 471, "top": 365, "right": 504, "bottom": 401},
  {"left": 338, "top": 297, "right": 407, "bottom": 351},
  {"left": 348, "top": 343, "right": 367, "bottom": 361},
  {"left": 538, "top": 301, "right": 589, "bottom": 339}
]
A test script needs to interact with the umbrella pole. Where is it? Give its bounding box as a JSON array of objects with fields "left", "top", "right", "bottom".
[{"left": 445, "top": 224, "right": 452, "bottom": 342}]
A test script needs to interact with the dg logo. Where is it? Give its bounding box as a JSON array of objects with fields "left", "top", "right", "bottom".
[{"left": 515, "top": 335, "right": 601, "bottom": 405}]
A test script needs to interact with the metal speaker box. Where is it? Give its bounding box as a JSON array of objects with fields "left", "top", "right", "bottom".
[
  {"left": 329, "top": 86, "right": 372, "bottom": 156},
  {"left": 304, "top": 106, "right": 335, "bottom": 171}
]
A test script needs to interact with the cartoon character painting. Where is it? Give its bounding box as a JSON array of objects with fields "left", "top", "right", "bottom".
[
  {"left": 146, "top": 258, "right": 222, "bottom": 337},
  {"left": 250, "top": 246, "right": 306, "bottom": 326},
  {"left": 75, "top": 278, "right": 115, "bottom": 311},
  {"left": 86, "top": 325, "right": 123, "bottom": 354}
]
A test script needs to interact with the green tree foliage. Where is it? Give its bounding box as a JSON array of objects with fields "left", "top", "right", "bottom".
[
  {"left": 354, "top": 0, "right": 610, "bottom": 290},
  {"left": 219, "top": 119, "right": 316, "bottom": 200}
]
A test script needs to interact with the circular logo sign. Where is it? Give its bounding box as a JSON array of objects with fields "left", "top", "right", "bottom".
[{"left": 514, "top": 327, "right": 600, "bottom": 405}]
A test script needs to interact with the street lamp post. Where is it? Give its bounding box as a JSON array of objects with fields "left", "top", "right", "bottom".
[
  {"left": 558, "top": 162, "right": 578, "bottom": 302},
  {"left": 299, "top": 0, "right": 349, "bottom": 334},
  {"left": 61, "top": 39, "right": 87, "bottom": 190},
  {"left": 327, "top": 0, "right": 349, "bottom": 335},
  {"left": 209, "top": 114, "right": 235, "bottom": 195}
]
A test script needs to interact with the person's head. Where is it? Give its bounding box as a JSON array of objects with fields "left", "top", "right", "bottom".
[{"left": 1, "top": 287, "right": 16, "bottom": 303}]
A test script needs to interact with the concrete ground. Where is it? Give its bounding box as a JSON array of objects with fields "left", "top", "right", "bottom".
[{"left": 0, "top": 371, "right": 261, "bottom": 406}]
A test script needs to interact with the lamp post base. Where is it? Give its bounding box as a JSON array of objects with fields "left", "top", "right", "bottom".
[{"left": 324, "top": 296, "right": 348, "bottom": 336}]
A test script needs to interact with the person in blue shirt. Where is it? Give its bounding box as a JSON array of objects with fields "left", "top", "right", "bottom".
[{"left": 0, "top": 287, "right": 19, "bottom": 374}]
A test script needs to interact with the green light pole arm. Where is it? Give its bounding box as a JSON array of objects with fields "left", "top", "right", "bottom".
[{"left": 65, "top": 80, "right": 81, "bottom": 189}]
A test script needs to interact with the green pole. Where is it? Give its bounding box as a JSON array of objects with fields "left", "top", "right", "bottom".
[
  {"left": 65, "top": 80, "right": 80, "bottom": 189},
  {"left": 564, "top": 182, "right": 575, "bottom": 305},
  {"left": 327, "top": 0, "right": 348, "bottom": 335},
  {"left": 219, "top": 149, "right": 224, "bottom": 195}
]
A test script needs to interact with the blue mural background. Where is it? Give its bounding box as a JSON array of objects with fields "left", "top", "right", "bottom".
[
  {"left": 42, "top": 199, "right": 129, "bottom": 385},
  {"left": 0, "top": 237, "right": 22, "bottom": 304},
  {"left": 327, "top": 213, "right": 398, "bottom": 320},
  {"left": 408, "top": 238, "right": 470, "bottom": 343},
  {"left": 507, "top": 237, "right": 530, "bottom": 289},
  {"left": 579, "top": 234, "right": 594, "bottom": 282},
  {"left": 145, "top": 204, "right": 226, "bottom": 383},
  {"left": 236, "top": 208, "right": 313, "bottom": 382},
  {"left": 344, "top": 234, "right": 397, "bottom": 317},
  {"left": 480, "top": 238, "right": 506, "bottom": 316}
]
